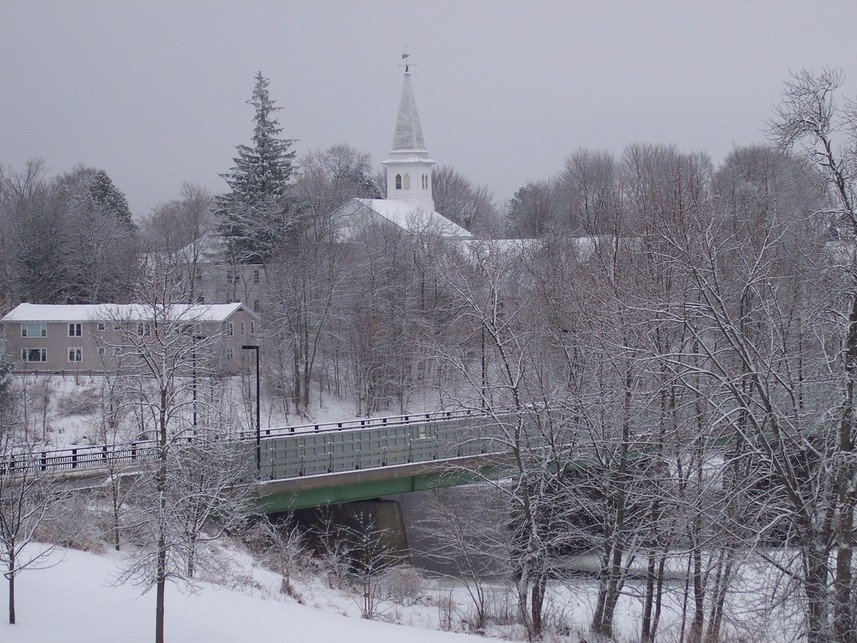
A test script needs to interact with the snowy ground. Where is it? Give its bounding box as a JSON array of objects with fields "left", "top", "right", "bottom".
[
  {"left": 0, "top": 537, "right": 795, "bottom": 643},
  {"left": 0, "top": 544, "right": 490, "bottom": 643}
]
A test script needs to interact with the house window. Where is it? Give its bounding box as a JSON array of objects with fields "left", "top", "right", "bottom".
[
  {"left": 250, "top": 321, "right": 256, "bottom": 335},
  {"left": 113, "top": 322, "right": 122, "bottom": 331},
  {"left": 20, "top": 323, "right": 47, "bottom": 338},
  {"left": 253, "top": 300, "right": 260, "bottom": 313},
  {"left": 21, "top": 348, "right": 46, "bottom": 363},
  {"left": 223, "top": 322, "right": 234, "bottom": 337},
  {"left": 403, "top": 174, "right": 411, "bottom": 189},
  {"left": 253, "top": 269, "right": 260, "bottom": 284},
  {"left": 68, "top": 323, "right": 82, "bottom": 337},
  {"left": 67, "top": 347, "right": 82, "bottom": 363},
  {"left": 395, "top": 174, "right": 402, "bottom": 190},
  {"left": 226, "top": 347, "right": 234, "bottom": 362},
  {"left": 97, "top": 347, "right": 105, "bottom": 357},
  {"left": 97, "top": 322, "right": 106, "bottom": 332},
  {"left": 137, "top": 323, "right": 151, "bottom": 337},
  {"left": 241, "top": 321, "right": 246, "bottom": 336},
  {"left": 422, "top": 174, "right": 428, "bottom": 190}
]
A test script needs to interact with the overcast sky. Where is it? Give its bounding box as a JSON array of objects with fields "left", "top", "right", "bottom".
[{"left": 2, "top": 0, "right": 857, "bottom": 216}]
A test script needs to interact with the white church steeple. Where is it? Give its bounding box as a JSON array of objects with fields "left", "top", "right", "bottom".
[{"left": 382, "top": 59, "right": 436, "bottom": 213}]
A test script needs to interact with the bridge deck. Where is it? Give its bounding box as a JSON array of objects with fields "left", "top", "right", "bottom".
[{"left": 1, "top": 410, "right": 518, "bottom": 509}]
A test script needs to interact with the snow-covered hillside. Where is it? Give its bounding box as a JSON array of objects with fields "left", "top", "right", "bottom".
[{"left": 0, "top": 544, "right": 489, "bottom": 643}]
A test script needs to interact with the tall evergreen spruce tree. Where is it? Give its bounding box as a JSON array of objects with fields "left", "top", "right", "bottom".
[
  {"left": 216, "top": 72, "right": 298, "bottom": 264},
  {"left": 89, "top": 169, "right": 133, "bottom": 226}
]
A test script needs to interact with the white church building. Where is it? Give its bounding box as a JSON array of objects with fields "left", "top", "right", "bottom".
[
  {"left": 332, "top": 68, "right": 470, "bottom": 239},
  {"left": 176, "top": 65, "right": 469, "bottom": 314}
]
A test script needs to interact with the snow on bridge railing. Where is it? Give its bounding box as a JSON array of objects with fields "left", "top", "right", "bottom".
[
  {"left": 237, "top": 407, "right": 486, "bottom": 440},
  {"left": 0, "top": 408, "right": 496, "bottom": 475},
  {"left": 0, "top": 440, "right": 161, "bottom": 475}
]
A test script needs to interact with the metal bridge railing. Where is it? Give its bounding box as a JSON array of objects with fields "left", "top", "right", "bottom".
[
  {"left": 259, "top": 415, "right": 509, "bottom": 481},
  {"left": 0, "top": 440, "right": 160, "bottom": 475},
  {"left": 0, "top": 409, "right": 507, "bottom": 478},
  {"left": 239, "top": 407, "right": 484, "bottom": 440}
]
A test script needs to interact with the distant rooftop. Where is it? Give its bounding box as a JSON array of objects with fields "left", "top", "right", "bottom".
[{"left": 1, "top": 302, "right": 259, "bottom": 323}]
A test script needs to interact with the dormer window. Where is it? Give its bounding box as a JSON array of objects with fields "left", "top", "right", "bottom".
[
  {"left": 403, "top": 174, "right": 411, "bottom": 189},
  {"left": 395, "top": 174, "right": 402, "bottom": 190}
]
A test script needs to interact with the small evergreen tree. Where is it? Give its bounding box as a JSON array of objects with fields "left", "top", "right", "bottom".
[{"left": 216, "top": 72, "right": 298, "bottom": 264}]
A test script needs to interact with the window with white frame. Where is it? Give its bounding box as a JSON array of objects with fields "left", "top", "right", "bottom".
[
  {"left": 137, "top": 323, "right": 151, "bottom": 336},
  {"left": 68, "top": 323, "right": 82, "bottom": 337},
  {"left": 97, "top": 347, "right": 105, "bottom": 357},
  {"left": 253, "top": 269, "right": 260, "bottom": 284},
  {"left": 97, "top": 322, "right": 106, "bottom": 331},
  {"left": 223, "top": 322, "right": 234, "bottom": 337},
  {"left": 20, "top": 323, "right": 47, "bottom": 338},
  {"left": 21, "top": 348, "right": 46, "bottom": 362},
  {"left": 250, "top": 320, "right": 256, "bottom": 335},
  {"left": 395, "top": 174, "right": 402, "bottom": 190},
  {"left": 241, "top": 321, "right": 246, "bottom": 336},
  {"left": 226, "top": 347, "right": 234, "bottom": 362},
  {"left": 67, "top": 347, "right": 82, "bottom": 363}
]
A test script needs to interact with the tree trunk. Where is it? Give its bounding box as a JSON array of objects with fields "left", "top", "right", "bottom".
[
  {"left": 641, "top": 552, "right": 656, "bottom": 641},
  {"left": 834, "top": 296, "right": 857, "bottom": 643},
  {"left": 155, "top": 387, "right": 168, "bottom": 643},
  {"left": 804, "top": 546, "right": 832, "bottom": 643},
  {"left": 155, "top": 541, "right": 166, "bottom": 643},
  {"left": 8, "top": 550, "right": 15, "bottom": 625}
]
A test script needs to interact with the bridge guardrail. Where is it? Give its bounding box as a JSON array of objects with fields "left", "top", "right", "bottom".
[
  {"left": 240, "top": 407, "right": 484, "bottom": 440},
  {"left": 0, "top": 440, "right": 161, "bottom": 475},
  {"left": 259, "top": 414, "right": 511, "bottom": 481},
  {"left": 0, "top": 408, "right": 519, "bottom": 478}
]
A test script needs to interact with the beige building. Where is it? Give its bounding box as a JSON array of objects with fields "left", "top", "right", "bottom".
[{"left": 1, "top": 302, "right": 260, "bottom": 375}]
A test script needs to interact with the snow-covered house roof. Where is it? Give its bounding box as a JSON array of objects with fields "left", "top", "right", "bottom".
[
  {"left": 172, "top": 231, "right": 232, "bottom": 265},
  {"left": 1, "top": 302, "right": 260, "bottom": 324}
]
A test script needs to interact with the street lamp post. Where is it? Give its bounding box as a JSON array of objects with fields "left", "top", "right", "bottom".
[{"left": 242, "top": 344, "right": 261, "bottom": 477}]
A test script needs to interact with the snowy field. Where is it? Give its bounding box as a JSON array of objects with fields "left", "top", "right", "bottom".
[
  {"left": 0, "top": 544, "right": 490, "bottom": 643},
  {"left": 0, "top": 539, "right": 798, "bottom": 643}
]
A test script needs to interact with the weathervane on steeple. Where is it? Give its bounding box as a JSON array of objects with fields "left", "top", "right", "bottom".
[{"left": 400, "top": 46, "right": 414, "bottom": 73}]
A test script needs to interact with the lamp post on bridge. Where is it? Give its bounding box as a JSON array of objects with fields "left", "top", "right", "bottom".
[{"left": 242, "top": 344, "right": 261, "bottom": 477}]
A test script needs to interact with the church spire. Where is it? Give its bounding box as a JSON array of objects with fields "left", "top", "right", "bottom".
[
  {"left": 383, "top": 56, "right": 436, "bottom": 212},
  {"left": 392, "top": 70, "right": 426, "bottom": 151}
]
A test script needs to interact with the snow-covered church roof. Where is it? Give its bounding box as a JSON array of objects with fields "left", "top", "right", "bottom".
[{"left": 334, "top": 198, "right": 470, "bottom": 238}]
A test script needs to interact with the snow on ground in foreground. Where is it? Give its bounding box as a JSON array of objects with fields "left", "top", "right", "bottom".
[{"left": 0, "top": 545, "right": 486, "bottom": 643}]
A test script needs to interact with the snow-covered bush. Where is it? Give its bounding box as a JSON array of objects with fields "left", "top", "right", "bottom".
[
  {"left": 378, "top": 565, "right": 425, "bottom": 606},
  {"left": 35, "top": 493, "right": 104, "bottom": 554}
]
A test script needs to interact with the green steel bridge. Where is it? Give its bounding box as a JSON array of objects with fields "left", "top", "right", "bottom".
[{"left": 1, "top": 410, "right": 515, "bottom": 511}]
